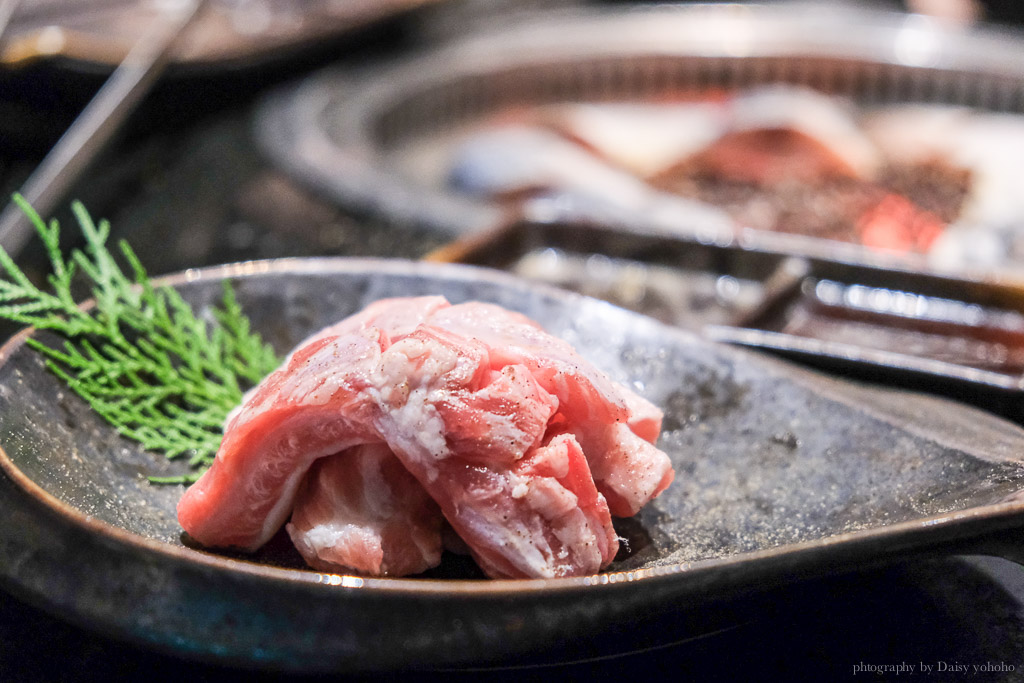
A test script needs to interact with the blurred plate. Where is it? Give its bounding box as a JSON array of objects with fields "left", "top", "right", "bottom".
[
  {"left": 254, "top": 2, "right": 1024, "bottom": 258},
  {"left": 3, "top": 258, "right": 1024, "bottom": 671},
  {"left": 1, "top": 0, "right": 439, "bottom": 71}
]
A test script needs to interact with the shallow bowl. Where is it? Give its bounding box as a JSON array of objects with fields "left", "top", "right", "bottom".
[{"left": 2, "top": 258, "right": 1024, "bottom": 671}]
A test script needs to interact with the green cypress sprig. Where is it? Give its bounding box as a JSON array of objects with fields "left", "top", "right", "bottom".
[{"left": 0, "top": 195, "right": 281, "bottom": 484}]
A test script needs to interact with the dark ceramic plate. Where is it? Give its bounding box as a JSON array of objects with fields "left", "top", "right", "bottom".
[
  {"left": 254, "top": 2, "right": 1024, "bottom": 271},
  {"left": 2, "top": 0, "right": 439, "bottom": 71},
  {"left": 3, "top": 258, "right": 1024, "bottom": 672}
]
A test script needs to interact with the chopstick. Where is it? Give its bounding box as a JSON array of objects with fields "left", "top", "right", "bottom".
[{"left": 0, "top": 0, "right": 207, "bottom": 257}]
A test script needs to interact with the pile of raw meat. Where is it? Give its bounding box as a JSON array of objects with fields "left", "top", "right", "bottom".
[{"left": 177, "top": 296, "right": 673, "bottom": 579}]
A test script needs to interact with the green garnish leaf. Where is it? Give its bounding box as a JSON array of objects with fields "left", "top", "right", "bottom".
[{"left": 0, "top": 195, "right": 281, "bottom": 484}]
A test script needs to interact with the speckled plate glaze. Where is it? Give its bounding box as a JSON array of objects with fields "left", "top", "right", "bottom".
[{"left": 3, "top": 258, "right": 1024, "bottom": 672}]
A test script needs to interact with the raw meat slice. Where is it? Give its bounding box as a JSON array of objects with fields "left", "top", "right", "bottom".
[
  {"left": 455, "top": 432, "right": 618, "bottom": 578},
  {"left": 177, "top": 330, "right": 385, "bottom": 551},
  {"left": 429, "top": 301, "right": 675, "bottom": 516},
  {"left": 177, "top": 297, "right": 641, "bottom": 578},
  {"left": 538, "top": 101, "right": 728, "bottom": 178},
  {"left": 445, "top": 123, "right": 735, "bottom": 237},
  {"left": 299, "top": 295, "right": 449, "bottom": 349},
  {"left": 724, "top": 86, "right": 882, "bottom": 181},
  {"left": 287, "top": 443, "right": 444, "bottom": 576},
  {"left": 623, "top": 390, "right": 664, "bottom": 444}
]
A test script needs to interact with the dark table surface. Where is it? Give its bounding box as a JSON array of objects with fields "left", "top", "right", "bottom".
[{"left": 4, "top": 3, "right": 1024, "bottom": 681}]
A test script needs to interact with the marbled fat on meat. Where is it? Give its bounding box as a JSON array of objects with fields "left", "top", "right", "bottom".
[
  {"left": 429, "top": 302, "right": 673, "bottom": 516},
  {"left": 177, "top": 296, "right": 673, "bottom": 578},
  {"left": 287, "top": 443, "right": 443, "bottom": 577}
]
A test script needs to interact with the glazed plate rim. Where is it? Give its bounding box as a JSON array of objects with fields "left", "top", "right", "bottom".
[{"left": 2, "top": 257, "right": 1024, "bottom": 599}]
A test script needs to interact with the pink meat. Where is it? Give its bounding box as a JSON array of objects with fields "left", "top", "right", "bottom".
[
  {"left": 287, "top": 443, "right": 444, "bottom": 576},
  {"left": 429, "top": 302, "right": 674, "bottom": 516},
  {"left": 178, "top": 296, "right": 671, "bottom": 578},
  {"left": 454, "top": 431, "right": 617, "bottom": 578},
  {"left": 177, "top": 331, "right": 384, "bottom": 550},
  {"left": 298, "top": 295, "right": 449, "bottom": 348}
]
